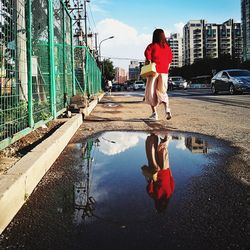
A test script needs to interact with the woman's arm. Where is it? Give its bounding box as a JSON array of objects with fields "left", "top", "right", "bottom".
[{"left": 144, "top": 44, "right": 153, "bottom": 62}]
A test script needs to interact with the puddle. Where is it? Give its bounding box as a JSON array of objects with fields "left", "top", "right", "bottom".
[
  {"left": 1, "top": 131, "right": 247, "bottom": 249},
  {"left": 73, "top": 131, "right": 214, "bottom": 224},
  {"left": 104, "top": 103, "right": 120, "bottom": 108}
]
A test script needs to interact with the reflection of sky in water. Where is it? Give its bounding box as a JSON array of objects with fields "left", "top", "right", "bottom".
[
  {"left": 99, "top": 131, "right": 147, "bottom": 156},
  {"left": 83, "top": 131, "right": 217, "bottom": 219}
]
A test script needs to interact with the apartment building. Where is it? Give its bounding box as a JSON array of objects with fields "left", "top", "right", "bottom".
[
  {"left": 168, "top": 33, "right": 183, "bottom": 68},
  {"left": 241, "top": 0, "right": 250, "bottom": 61},
  {"left": 115, "top": 67, "right": 127, "bottom": 83},
  {"left": 205, "top": 23, "right": 219, "bottom": 59},
  {"left": 128, "top": 61, "right": 140, "bottom": 80},
  {"left": 218, "top": 19, "right": 243, "bottom": 61},
  {"left": 183, "top": 20, "right": 206, "bottom": 65},
  {"left": 183, "top": 19, "right": 243, "bottom": 65}
]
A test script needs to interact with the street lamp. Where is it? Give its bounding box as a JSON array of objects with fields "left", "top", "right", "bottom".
[{"left": 98, "top": 36, "right": 114, "bottom": 61}]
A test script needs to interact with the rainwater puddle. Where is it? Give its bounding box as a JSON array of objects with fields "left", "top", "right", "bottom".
[
  {"left": 104, "top": 102, "right": 120, "bottom": 108},
  {"left": 73, "top": 131, "right": 216, "bottom": 224},
  {"left": 2, "top": 131, "right": 247, "bottom": 249}
]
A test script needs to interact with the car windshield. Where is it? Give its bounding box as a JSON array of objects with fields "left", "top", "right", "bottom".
[{"left": 228, "top": 71, "right": 250, "bottom": 77}]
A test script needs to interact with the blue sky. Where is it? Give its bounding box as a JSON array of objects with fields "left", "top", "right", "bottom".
[{"left": 88, "top": 0, "right": 241, "bottom": 70}]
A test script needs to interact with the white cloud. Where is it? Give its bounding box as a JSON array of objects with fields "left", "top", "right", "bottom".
[
  {"left": 96, "top": 18, "right": 184, "bottom": 71},
  {"left": 99, "top": 132, "right": 146, "bottom": 156},
  {"left": 90, "top": 0, "right": 110, "bottom": 13},
  {"left": 96, "top": 18, "right": 151, "bottom": 70},
  {"left": 174, "top": 22, "right": 185, "bottom": 36},
  {"left": 175, "top": 136, "right": 187, "bottom": 151}
]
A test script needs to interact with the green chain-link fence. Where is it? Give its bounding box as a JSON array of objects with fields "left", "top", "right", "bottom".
[
  {"left": 74, "top": 46, "right": 102, "bottom": 97},
  {"left": 0, "top": 0, "right": 102, "bottom": 151}
]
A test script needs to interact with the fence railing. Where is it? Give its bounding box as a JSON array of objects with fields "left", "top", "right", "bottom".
[
  {"left": 74, "top": 46, "right": 102, "bottom": 97},
  {"left": 0, "top": 0, "right": 103, "bottom": 151}
]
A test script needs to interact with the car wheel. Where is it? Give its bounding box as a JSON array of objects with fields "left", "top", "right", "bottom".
[
  {"left": 211, "top": 85, "right": 217, "bottom": 94},
  {"left": 229, "top": 84, "right": 235, "bottom": 95}
]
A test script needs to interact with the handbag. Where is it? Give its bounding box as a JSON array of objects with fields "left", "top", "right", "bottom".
[{"left": 140, "top": 62, "right": 157, "bottom": 78}]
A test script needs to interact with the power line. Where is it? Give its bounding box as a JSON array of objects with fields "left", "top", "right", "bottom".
[
  {"left": 88, "top": 4, "right": 97, "bottom": 32},
  {"left": 102, "top": 55, "right": 145, "bottom": 61}
]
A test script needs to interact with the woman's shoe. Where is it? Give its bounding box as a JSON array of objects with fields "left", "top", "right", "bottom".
[
  {"left": 166, "top": 112, "right": 172, "bottom": 120},
  {"left": 149, "top": 112, "right": 158, "bottom": 121}
]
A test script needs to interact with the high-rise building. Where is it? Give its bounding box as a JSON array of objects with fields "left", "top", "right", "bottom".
[
  {"left": 183, "top": 19, "right": 243, "bottom": 65},
  {"left": 115, "top": 67, "right": 127, "bottom": 83},
  {"left": 128, "top": 61, "right": 140, "bottom": 80},
  {"left": 168, "top": 33, "right": 183, "bottom": 68},
  {"left": 183, "top": 20, "right": 206, "bottom": 65},
  {"left": 241, "top": 0, "right": 250, "bottom": 61},
  {"left": 205, "top": 23, "right": 219, "bottom": 59},
  {"left": 218, "top": 19, "right": 243, "bottom": 61}
]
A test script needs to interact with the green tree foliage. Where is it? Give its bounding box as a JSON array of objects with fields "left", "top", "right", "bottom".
[{"left": 102, "top": 59, "right": 115, "bottom": 81}]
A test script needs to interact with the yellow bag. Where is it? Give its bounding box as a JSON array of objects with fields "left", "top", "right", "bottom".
[{"left": 140, "top": 62, "right": 157, "bottom": 78}]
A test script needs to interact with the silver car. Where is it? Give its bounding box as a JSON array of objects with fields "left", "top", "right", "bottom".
[
  {"left": 168, "top": 76, "right": 187, "bottom": 90},
  {"left": 211, "top": 69, "right": 250, "bottom": 95}
]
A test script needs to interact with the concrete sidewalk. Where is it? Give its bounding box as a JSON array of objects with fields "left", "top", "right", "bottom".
[{"left": 0, "top": 93, "right": 104, "bottom": 234}]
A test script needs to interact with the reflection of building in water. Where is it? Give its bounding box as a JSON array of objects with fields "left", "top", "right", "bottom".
[{"left": 185, "top": 137, "right": 208, "bottom": 154}]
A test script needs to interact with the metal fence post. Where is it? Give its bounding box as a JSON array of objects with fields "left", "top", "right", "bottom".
[
  {"left": 26, "top": 0, "right": 34, "bottom": 127},
  {"left": 62, "top": 7, "right": 66, "bottom": 106},
  {"left": 71, "top": 18, "right": 76, "bottom": 96},
  {"left": 48, "top": 0, "right": 56, "bottom": 118}
]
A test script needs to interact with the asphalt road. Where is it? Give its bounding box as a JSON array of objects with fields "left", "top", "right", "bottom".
[
  {"left": 112, "top": 89, "right": 250, "bottom": 109},
  {"left": 171, "top": 89, "right": 250, "bottom": 108}
]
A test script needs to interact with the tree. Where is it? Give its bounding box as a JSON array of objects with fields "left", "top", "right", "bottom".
[{"left": 102, "top": 59, "right": 115, "bottom": 81}]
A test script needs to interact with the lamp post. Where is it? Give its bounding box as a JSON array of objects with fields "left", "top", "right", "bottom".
[
  {"left": 84, "top": 0, "right": 90, "bottom": 46},
  {"left": 98, "top": 36, "right": 114, "bottom": 76},
  {"left": 98, "top": 36, "right": 114, "bottom": 62}
]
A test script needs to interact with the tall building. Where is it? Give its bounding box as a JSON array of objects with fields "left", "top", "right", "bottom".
[
  {"left": 128, "top": 61, "right": 140, "bottom": 80},
  {"left": 205, "top": 23, "right": 219, "bottom": 59},
  {"left": 218, "top": 19, "right": 243, "bottom": 61},
  {"left": 115, "top": 67, "right": 127, "bottom": 83},
  {"left": 241, "top": 0, "right": 250, "bottom": 61},
  {"left": 183, "top": 19, "right": 243, "bottom": 65},
  {"left": 168, "top": 33, "right": 183, "bottom": 68},
  {"left": 183, "top": 20, "right": 206, "bottom": 65}
]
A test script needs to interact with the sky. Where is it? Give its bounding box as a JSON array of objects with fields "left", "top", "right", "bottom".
[{"left": 87, "top": 0, "right": 241, "bottom": 71}]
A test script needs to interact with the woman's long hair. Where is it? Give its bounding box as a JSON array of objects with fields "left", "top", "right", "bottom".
[{"left": 152, "top": 29, "right": 167, "bottom": 47}]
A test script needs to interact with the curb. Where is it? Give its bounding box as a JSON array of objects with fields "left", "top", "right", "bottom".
[
  {"left": 81, "top": 92, "right": 105, "bottom": 118},
  {"left": 0, "top": 93, "right": 104, "bottom": 234}
]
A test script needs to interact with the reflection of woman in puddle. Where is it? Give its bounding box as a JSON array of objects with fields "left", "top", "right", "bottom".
[{"left": 142, "top": 133, "right": 175, "bottom": 213}]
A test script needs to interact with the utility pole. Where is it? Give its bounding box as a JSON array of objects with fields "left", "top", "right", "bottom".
[
  {"left": 64, "top": 0, "right": 84, "bottom": 45},
  {"left": 84, "top": 0, "right": 90, "bottom": 47},
  {"left": 95, "top": 33, "right": 98, "bottom": 58}
]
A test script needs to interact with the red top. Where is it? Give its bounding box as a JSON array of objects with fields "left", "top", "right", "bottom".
[
  {"left": 147, "top": 168, "right": 175, "bottom": 200},
  {"left": 144, "top": 43, "right": 173, "bottom": 73}
]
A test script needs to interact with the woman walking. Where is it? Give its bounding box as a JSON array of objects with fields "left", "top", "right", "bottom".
[{"left": 144, "top": 29, "right": 173, "bottom": 121}]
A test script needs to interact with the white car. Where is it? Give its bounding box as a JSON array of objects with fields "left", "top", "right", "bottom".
[{"left": 133, "top": 80, "right": 145, "bottom": 90}]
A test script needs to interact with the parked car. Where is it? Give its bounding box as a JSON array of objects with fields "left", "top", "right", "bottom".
[
  {"left": 211, "top": 69, "right": 250, "bottom": 95},
  {"left": 168, "top": 76, "right": 187, "bottom": 90},
  {"left": 124, "top": 80, "right": 134, "bottom": 90},
  {"left": 133, "top": 80, "right": 145, "bottom": 90},
  {"left": 112, "top": 83, "right": 122, "bottom": 91}
]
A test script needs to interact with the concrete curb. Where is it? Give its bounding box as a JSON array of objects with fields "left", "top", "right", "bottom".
[
  {"left": 81, "top": 92, "right": 105, "bottom": 118},
  {"left": 0, "top": 93, "right": 105, "bottom": 234},
  {"left": 0, "top": 114, "right": 82, "bottom": 234}
]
